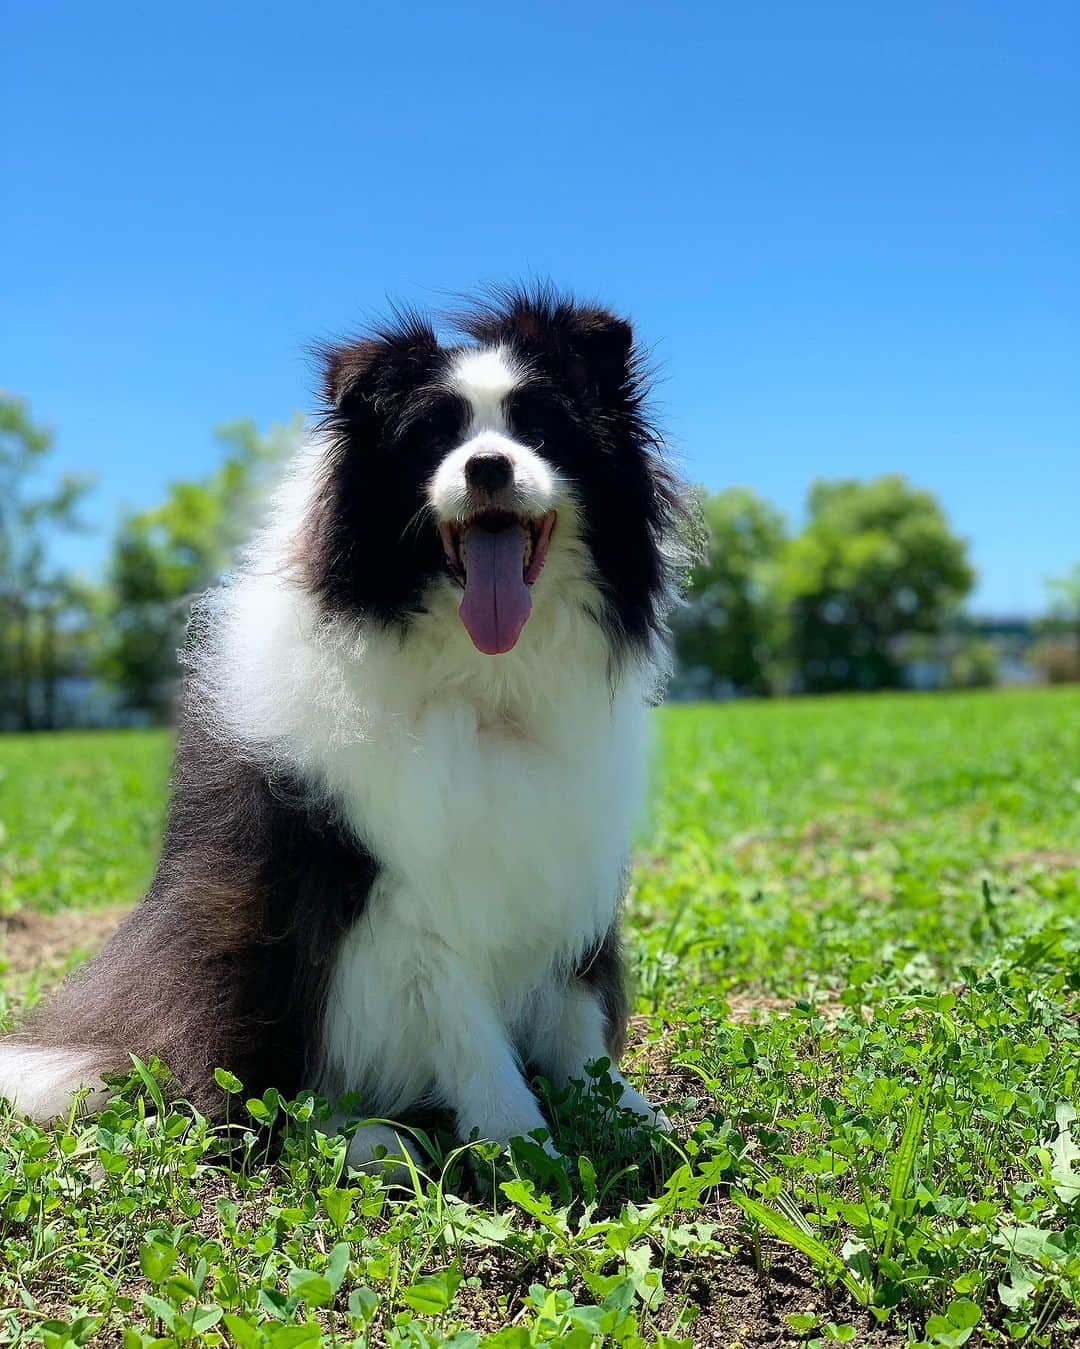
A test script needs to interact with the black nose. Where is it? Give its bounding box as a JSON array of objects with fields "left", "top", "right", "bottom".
[{"left": 464, "top": 451, "right": 513, "bottom": 495}]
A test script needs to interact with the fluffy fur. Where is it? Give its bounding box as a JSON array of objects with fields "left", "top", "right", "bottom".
[{"left": 0, "top": 286, "right": 687, "bottom": 1166}]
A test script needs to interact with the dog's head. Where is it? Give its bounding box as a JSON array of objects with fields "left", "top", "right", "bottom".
[{"left": 308, "top": 286, "right": 685, "bottom": 663}]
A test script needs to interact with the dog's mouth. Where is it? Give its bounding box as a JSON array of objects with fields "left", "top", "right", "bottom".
[{"left": 438, "top": 509, "right": 556, "bottom": 656}]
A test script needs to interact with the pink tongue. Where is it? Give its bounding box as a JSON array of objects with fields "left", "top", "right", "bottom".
[{"left": 459, "top": 523, "right": 532, "bottom": 655}]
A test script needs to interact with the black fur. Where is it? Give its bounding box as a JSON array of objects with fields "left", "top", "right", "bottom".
[
  {"left": 575, "top": 926, "right": 629, "bottom": 1061},
  {"left": 308, "top": 310, "right": 462, "bottom": 623}
]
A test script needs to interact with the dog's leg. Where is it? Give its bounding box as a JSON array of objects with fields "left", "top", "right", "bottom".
[
  {"left": 431, "top": 982, "right": 558, "bottom": 1157},
  {"left": 322, "top": 1116, "right": 425, "bottom": 1180},
  {"left": 532, "top": 981, "right": 672, "bottom": 1132}
]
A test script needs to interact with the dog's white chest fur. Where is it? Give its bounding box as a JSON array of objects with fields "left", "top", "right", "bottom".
[{"left": 313, "top": 622, "right": 650, "bottom": 1111}]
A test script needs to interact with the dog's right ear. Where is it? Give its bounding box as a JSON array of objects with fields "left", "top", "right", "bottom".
[
  {"left": 319, "top": 314, "right": 442, "bottom": 410},
  {"left": 320, "top": 340, "right": 384, "bottom": 408}
]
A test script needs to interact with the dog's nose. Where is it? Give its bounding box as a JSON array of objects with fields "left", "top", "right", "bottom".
[{"left": 464, "top": 451, "right": 513, "bottom": 495}]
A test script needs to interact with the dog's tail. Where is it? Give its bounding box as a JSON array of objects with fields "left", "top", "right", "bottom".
[{"left": 0, "top": 1041, "right": 122, "bottom": 1122}]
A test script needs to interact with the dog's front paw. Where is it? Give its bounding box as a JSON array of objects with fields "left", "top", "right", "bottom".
[
  {"left": 467, "top": 1124, "right": 564, "bottom": 1194},
  {"left": 512, "top": 1129, "right": 563, "bottom": 1161},
  {"left": 487, "top": 1124, "right": 562, "bottom": 1161},
  {"left": 617, "top": 1082, "right": 673, "bottom": 1133},
  {"left": 466, "top": 1104, "right": 562, "bottom": 1160},
  {"left": 344, "top": 1123, "right": 424, "bottom": 1181}
]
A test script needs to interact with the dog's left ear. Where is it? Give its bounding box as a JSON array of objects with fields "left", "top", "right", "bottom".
[{"left": 559, "top": 307, "right": 635, "bottom": 401}]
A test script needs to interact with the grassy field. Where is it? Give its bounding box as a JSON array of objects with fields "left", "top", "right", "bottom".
[{"left": 1, "top": 687, "right": 1079, "bottom": 1347}]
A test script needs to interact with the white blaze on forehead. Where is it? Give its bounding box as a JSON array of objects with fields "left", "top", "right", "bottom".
[
  {"left": 451, "top": 346, "right": 522, "bottom": 432},
  {"left": 430, "top": 343, "right": 556, "bottom": 524}
]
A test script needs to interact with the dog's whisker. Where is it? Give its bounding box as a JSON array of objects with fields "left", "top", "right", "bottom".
[{"left": 400, "top": 502, "right": 435, "bottom": 544}]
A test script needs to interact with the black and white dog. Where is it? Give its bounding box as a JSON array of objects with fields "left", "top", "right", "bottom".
[{"left": 0, "top": 287, "right": 687, "bottom": 1167}]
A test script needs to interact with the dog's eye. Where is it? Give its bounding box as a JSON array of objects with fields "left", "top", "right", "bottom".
[
  {"left": 398, "top": 394, "right": 466, "bottom": 449},
  {"left": 507, "top": 389, "right": 562, "bottom": 452},
  {"left": 428, "top": 405, "right": 465, "bottom": 445}
]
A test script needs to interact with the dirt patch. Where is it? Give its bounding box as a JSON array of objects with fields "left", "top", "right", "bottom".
[
  {"left": 726, "top": 816, "right": 898, "bottom": 857},
  {"left": 1007, "top": 849, "right": 1080, "bottom": 872},
  {"left": 624, "top": 994, "right": 848, "bottom": 1073},
  {"left": 0, "top": 905, "right": 128, "bottom": 980}
]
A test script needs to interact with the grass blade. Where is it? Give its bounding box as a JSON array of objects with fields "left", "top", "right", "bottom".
[
  {"left": 731, "top": 1190, "right": 870, "bottom": 1305},
  {"left": 882, "top": 1074, "right": 932, "bottom": 1261},
  {"left": 129, "top": 1053, "right": 166, "bottom": 1117}
]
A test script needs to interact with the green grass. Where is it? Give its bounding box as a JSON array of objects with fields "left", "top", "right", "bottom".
[
  {"left": 1, "top": 688, "right": 1079, "bottom": 1347},
  {"left": 0, "top": 729, "right": 172, "bottom": 915}
]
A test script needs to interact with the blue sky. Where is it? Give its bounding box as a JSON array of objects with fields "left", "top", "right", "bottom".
[{"left": 4, "top": 1, "right": 1077, "bottom": 613}]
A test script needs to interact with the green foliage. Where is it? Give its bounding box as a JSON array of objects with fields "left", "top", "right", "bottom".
[
  {"left": 778, "top": 474, "right": 975, "bottom": 692},
  {"left": 1035, "top": 563, "right": 1080, "bottom": 685},
  {"left": 946, "top": 635, "right": 1000, "bottom": 689},
  {"left": 676, "top": 475, "right": 976, "bottom": 697},
  {"left": 95, "top": 417, "right": 301, "bottom": 717},
  {"left": 1045, "top": 562, "right": 1080, "bottom": 630},
  {"left": 672, "top": 487, "right": 786, "bottom": 696},
  {"left": 0, "top": 728, "right": 171, "bottom": 915},
  {"left": 0, "top": 395, "right": 95, "bottom": 731},
  {"left": 2, "top": 688, "right": 1080, "bottom": 1346}
]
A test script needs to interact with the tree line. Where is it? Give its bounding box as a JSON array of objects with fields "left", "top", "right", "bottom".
[
  {"left": 0, "top": 393, "right": 299, "bottom": 731},
  {"left": 674, "top": 483, "right": 1080, "bottom": 696},
  {"left": 2, "top": 391, "right": 1078, "bottom": 730}
]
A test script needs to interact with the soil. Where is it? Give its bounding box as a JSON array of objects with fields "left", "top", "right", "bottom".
[
  {"left": 0, "top": 904, "right": 127, "bottom": 980},
  {"left": 1007, "top": 849, "right": 1080, "bottom": 871}
]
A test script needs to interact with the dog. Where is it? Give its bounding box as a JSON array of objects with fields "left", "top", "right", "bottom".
[{"left": 0, "top": 286, "right": 688, "bottom": 1169}]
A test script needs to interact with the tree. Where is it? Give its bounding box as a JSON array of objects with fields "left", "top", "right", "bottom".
[
  {"left": 95, "top": 417, "right": 301, "bottom": 717},
  {"left": 0, "top": 395, "right": 93, "bottom": 730},
  {"left": 673, "top": 488, "right": 787, "bottom": 696},
  {"left": 1045, "top": 563, "right": 1080, "bottom": 644},
  {"left": 1032, "top": 562, "right": 1080, "bottom": 684},
  {"left": 779, "top": 475, "right": 974, "bottom": 693}
]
